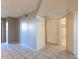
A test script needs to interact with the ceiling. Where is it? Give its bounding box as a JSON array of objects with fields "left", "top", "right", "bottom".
[
  {"left": 1, "top": 0, "right": 77, "bottom": 18},
  {"left": 37, "top": 0, "right": 77, "bottom": 17},
  {"left": 1, "top": 0, "right": 39, "bottom": 17}
]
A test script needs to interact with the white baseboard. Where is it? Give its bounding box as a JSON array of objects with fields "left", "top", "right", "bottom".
[{"left": 20, "top": 44, "right": 38, "bottom": 52}]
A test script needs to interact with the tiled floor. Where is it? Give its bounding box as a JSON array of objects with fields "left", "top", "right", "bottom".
[{"left": 1, "top": 43, "right": 77, "bottom": 59}]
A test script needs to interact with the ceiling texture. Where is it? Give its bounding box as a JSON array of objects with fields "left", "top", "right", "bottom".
[{"left": 1, "top": 0, "right": 77, "bottom": 17}]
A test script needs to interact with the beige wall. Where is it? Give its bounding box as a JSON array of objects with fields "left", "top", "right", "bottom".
[
  {"left": 46, "top": 16, "right": 59, "bottom": 44},
  {"left": 66, "top": 13, "right": 74, "bottom": 52},
  {"left": 7, "top": 17, "right": 19, "bottom": 43},
  {"left": 66, "top": 12, "right": 74, "bottom": 52},
  {"left": 67, "top": 0, "right": 77, "bottom": 13},
  {"left": 66, "top": 11, "right": 78, "bottom": 57}
]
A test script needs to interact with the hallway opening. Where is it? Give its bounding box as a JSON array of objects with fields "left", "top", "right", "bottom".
[
  {"left": 1, "top": 18, "right": 8, "bottom": 44},
  {"left": 1, "top": 18, "right": 6, "bottom": 43},
  {"left": 45, "top": 16, "right": 66, "bottom": 50},
  {"left": 59, "top": 17, "right": 66, "bottom": 49}
]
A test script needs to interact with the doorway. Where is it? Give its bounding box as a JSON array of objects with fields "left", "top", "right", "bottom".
[
  {"left": 1, "top": 18, "right": 6, "bottom": 43},
  {"left": 1, "top": 18, "right": 8, "bottom": 44},
  {"left": 59, "top": 17, "right": 66, "bottom": 49}
]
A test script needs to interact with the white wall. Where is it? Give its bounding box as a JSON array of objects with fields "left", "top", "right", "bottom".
[
  {"left": 20, "top": 12, "right": 37, "bottom": 50},
  {"left": 46, "top": 16, "right": 59, "bottom": 44},
  {"left": 73, "top": 11, "right": 78, "bottom": 57},
  {"left": 36, "top": 15, "right": 45, "bottom": 50},
  {"left": 66, "top": 11, "right": 78, "bottom": 58},
  {"left": 6, "top": 21, "right": 8, "bottom": 43},
  {"left": 20, "top": 13, "right": 45, "bottom": 51}
]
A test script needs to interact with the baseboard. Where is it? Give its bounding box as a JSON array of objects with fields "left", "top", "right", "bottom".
[
  {"left": 66, "top": 49, "right": 78, "bottom": 58},
  {"left": 66, "top": 49, "right": 74, "bottom": 54},
  {"left": 8, "top": 41, "right": 19, "bottom": 44},
  {"left": 47, "top": 42, "right": 59, "bottom": 45},
  {"left": 20, "top": 44, "right": 37, "bottom": 52}
]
